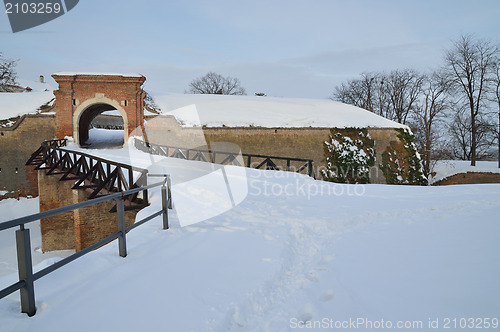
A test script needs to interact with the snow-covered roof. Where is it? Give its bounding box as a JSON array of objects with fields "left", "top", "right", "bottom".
[
  {"left": 0, "top": 91, "right": 53, "bottom": 121},
  {"left": 16, "top": 78, "right": 54, "bottom": 92},
  {"left": 53, "top": 72, "right": 143, "bottom": 78},
  {"left": 153, "top": 93, "right": 407, "bottom": 129}
]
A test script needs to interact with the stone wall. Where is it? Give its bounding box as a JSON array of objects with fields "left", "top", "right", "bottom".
[
  {"left": 0, "top": 114, "right": 56, "bottom": 199},
  {"left": 143, "top": 115, "right": 400, "bottom": 183},
  {"left": 0, "top": 111, "right": 407, "bottom": 202}
]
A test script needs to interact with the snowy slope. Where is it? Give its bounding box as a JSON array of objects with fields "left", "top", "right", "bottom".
[
  {"left": 0, "top": 198, "right": 74, "bottom": 278},
  {"left": 0, "top": 91, "right": 53, "bottom": 121},
  {"left": 0, "top": 142, "right": 499, "bottom": 331},
  {"left": 154, "top": 93, "right": 408, "bottom": 129}
]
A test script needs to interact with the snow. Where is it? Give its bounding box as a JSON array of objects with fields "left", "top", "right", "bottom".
[
  {"left": 53, "top": 72, "right": 143, "bottom": 78},
  {"left": 0, "top": 141, "right": 499, "bottom": 331},
  {"left": 154, "top": 93, "right": 408, "bottom": 129},
  {"left": 85, "top": 128, "right": 124, "bottom": 148},
  {"left": 0, "top": 91, "right": 53, "bottom": 121},
  {"left": 431, "top": 160, "right": 500, "bottom": 184},
  {"left": 15, "top": 78, "right": 54, "bottom": 93},
  {"left": 99, "top": 110, "right": 122, "bottom": 116},
  {"left": 0, "top": 197, "right": 74, "bottom": 278}
]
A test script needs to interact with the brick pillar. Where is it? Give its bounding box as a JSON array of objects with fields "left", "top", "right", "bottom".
[
  {"left": 52, "top": 81, "right": 75, "bottom": 139},
  {"left": 39, "top": 170, "right": 137, "bottom": 252},
  {"left": 38, "top": 171, "right": 75, "bottom": 252},
  {"left": 72, "top": 189, "right": 136, "bottom": 252}
]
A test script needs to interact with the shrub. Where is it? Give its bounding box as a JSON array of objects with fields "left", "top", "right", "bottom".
[{"left": 322, "top": 128, "right": 376, "bottom": 184}]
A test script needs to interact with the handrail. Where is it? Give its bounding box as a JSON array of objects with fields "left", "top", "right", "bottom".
[
  {"left": 134, "top": 138, "right": 315, "bottom": 178},
  {"left": 0, "top": 178, "right": 172, "bottom": 317},
  {"left": 0, "top": 182, "right": 161, "bottom": 232}
]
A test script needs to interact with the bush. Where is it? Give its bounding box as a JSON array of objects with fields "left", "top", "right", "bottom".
[
  {"left": 322, "top": 128, "right": 376, "bottom": 184},
  {"left": 379, "top": 129, "right": 428, "bottom": 185}
]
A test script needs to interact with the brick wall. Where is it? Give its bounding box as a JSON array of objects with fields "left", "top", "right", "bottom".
[
  {"left": 52, "top": 74, "right": 146, "bottom": 141},
  {"left": 73, "top": 188, "right": 135, "bottom": 252},
  {"left": 433, "top": 172, "right": 500, "bottom": 185},
  {"left": 38, "top": 170, "right": 136, "bottom": 252},
  {"left": 38, "top": 171, "right": 75, "bottom": 251}
]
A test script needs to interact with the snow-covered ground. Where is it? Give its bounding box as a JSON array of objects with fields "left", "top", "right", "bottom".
[
  {"left": 430, "top": 160, "right": 500, "bottom": 184},
  {"left": 0, "top": 198, "right": 74, "bottom": 278},
  {"left": 0, "top": 142, "right": 499, "bottom": 331},
  {"left": 84, "top": 128, "right": 124, "bottom": 148}
]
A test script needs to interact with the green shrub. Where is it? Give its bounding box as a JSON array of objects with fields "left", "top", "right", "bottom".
[
  {"left": 379, "top": 129, "right": 428, "bottom": 185},
  {"left": 322, "top": 128, "right": 376, "bottom": 184}
]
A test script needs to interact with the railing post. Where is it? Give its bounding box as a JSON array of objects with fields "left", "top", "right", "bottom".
[
  {"left": 167, "top": 175, "right": 172, "bottom": 209},
  {"left": 308, "top": 160, "right": 314, "bottom": 178},
  {"left": 161, "top": 180, "right": 169, "bottom": 230},
  {"left": 141, "top": 171, "right": 149, "bottom": 205},
  {"left": 16, "top": 225, "right": 36, "bottom": 316},
  {"left": 116, "top": 197, "right": 127, "bottom": 257}
]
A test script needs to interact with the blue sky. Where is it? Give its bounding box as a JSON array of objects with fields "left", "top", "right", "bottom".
[{"left": 1, "top": 0, "right": 500, "bottom": 98}]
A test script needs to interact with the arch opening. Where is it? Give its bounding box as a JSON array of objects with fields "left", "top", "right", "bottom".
[{"left": 78, "top": 103, "right": 125, "bottom": 148}]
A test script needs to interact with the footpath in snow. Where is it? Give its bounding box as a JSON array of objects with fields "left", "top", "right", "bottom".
[{"left": 0, "top": 141, "right": 499, "bottom": 331}]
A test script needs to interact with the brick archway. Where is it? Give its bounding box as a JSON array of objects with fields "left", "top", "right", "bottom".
[
  {"left": 73, "top": 97, "right": 128, "bottom": 146},
  {"left": 52, "top": 73, "right": 146, "bottom": 146}
]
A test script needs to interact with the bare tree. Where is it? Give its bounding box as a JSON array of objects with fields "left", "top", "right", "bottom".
[
  {"left": 443, "top": 35, "right": 498, "bottom": 166},
  {"left": 384, "top": 69, "right": 425, "bottom": 125},
  {"left": 332, "top": 73, "right": 375, "bottom": 111},
  {"left": 0, "top": 53, "right": 18, "bottom": 92},
  {"left": 187, "top": 72, "right": 246, "bottom": 95},
  {"left": 332, "top": 72, "right": 390, "bottom": 119},
  {"left": 492, "top": 59, "right": 500, "bottom": 167},
  {"left": 410, "top": 71, "right": 449, "bottom": 174},
  {"left": 332, "top": 70, "right": 425, "bottom": 125},
  {"left": 449, "top": 105, "right": 496, "bottom": 160}
]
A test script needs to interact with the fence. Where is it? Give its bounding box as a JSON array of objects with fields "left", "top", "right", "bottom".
[
  {"left": 134, "top": 138, "right": 315, "bottom": 178},
  {"left": 0, "top": 177, "right": 172, "bottom": 317}
]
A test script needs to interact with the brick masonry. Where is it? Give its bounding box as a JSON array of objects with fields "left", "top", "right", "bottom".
[
  {"left": 432, "top": 172, "right": 500, "bottom": 185},
  {"left": 38, "top": 170, "right": 136, "bottom": 252},
  {"left": 38, "top": 171, "right": 75, "bottom": 251},
  {"left": 51, "top": 74, "right": 146, "bottom": 143}
]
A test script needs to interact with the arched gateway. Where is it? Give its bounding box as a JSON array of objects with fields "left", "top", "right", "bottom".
[{"left": 51, "top": 73, "right": 146, "bottom": 146}]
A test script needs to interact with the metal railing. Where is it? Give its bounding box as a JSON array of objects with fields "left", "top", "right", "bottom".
[
  {"left": 134, "top": 138, "right": 315, "bottom": 178},
  {"left": 0, "top": 177, "right": 172, "bottom": 317}
]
